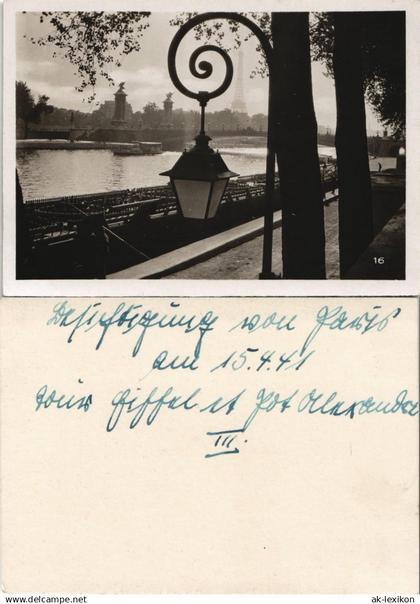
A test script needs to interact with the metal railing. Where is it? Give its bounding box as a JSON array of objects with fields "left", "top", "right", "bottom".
[{"left": 24, "top": 169, "right": 337, "bottom": 245}]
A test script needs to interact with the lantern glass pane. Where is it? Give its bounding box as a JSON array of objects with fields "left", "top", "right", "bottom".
[
  {"left": 174, "top": 179, "right": 211, "bottom": 219},
  {"left": 207, "top": 179, "right": 228, "bottom": 218}
]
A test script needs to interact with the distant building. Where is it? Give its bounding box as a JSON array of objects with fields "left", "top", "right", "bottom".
[
  {"left": 99, "top": 101, "right": 116, "bottom": 119},
  {"left": 231, "top": 50, "right": 248, "bottom": 114}
]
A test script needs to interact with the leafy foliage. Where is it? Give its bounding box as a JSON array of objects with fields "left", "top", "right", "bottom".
[
  {"left": 16, "top": 81, "right": 53, "bottom": 127},
  {"left": 26, "top": 12, "right": 151, "bottom": 103},
  {"left": 141, "top": 102, "right": 163, "bottom": 128},
  {"left": 311, "top": 12, "right": 405, "bottom": 137}
]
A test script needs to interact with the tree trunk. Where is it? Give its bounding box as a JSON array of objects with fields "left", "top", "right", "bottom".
[
  {"left": 271, "top": 12, "right": 326, "bottom": 279},
  {"left": 333, "top": 12, "right": 373, "bottom": 276}
]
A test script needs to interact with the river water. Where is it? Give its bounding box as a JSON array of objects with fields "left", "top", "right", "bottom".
[{"left": 16, "top": 144, "right": 337, "bottom": 201}]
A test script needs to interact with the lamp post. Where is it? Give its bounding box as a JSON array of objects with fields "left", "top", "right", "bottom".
[{"left": 161, "top": 12, "right": 278, "bottom": 279}]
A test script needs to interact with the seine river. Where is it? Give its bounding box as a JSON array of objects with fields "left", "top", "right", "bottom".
[{"left": 16, "top": 145, "right": 337, "bottom": 201}]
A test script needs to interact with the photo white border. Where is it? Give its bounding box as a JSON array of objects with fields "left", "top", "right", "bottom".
[{"left": 3, "top": 0, "right": 420, "bottom": 297}]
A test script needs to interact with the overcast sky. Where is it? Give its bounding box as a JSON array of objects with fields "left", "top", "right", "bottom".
[{"left": 16, "top": 12, "right": 382, "bottom": 133}]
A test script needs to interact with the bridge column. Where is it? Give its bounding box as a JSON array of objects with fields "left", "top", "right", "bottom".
[{"left": 112, "top": 83, "right": 128, "bottom": 126}]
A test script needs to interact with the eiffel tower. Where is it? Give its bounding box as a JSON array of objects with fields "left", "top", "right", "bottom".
[{"left": 231, "top": 50, "right": 247, "bottom": 113}]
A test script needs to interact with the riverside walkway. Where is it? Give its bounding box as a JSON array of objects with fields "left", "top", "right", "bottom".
[
  {"left": 164, "top": 203, "right": 405, "bottom": 280},
  {"left": 108, "top": 164, "right": 404, "bottom": 280}
]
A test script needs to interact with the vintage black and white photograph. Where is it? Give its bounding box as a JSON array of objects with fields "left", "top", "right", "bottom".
[{"left": 13, "top": 9, "right": 406, "bottom": 281}]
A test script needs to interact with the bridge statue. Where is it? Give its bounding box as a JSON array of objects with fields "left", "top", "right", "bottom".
[
  {"left": 163, "top": 92, "right": 174, "bottom": 125},
  {"left": 112, "top": 82, "right": 128, "bottom": 125}
]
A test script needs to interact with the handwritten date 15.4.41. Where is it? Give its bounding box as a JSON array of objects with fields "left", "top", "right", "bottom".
[{"left": 210, "top": 347, "right": 314, "bottom": 373}]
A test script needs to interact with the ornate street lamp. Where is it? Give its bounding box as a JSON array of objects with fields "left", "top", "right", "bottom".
[
  {"left": 160, "top": 45, "right": 238, "bottom": 220},
  {"left": 160, "top": 118, "right": 238, "bottom": 219},
  {"left": 161, "top": 13, "right": 277, "bottom": 278}
]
